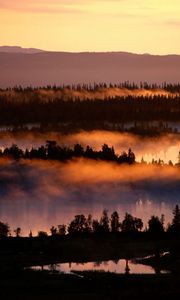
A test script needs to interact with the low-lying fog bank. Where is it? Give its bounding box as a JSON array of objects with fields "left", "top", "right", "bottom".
[{"left": 0, "top": 157, "right": 179, "bottom": 235}]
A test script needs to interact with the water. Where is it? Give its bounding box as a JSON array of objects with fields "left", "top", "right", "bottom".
[{"left": 28, "top": 259, "right": 158, "bottom": 275}]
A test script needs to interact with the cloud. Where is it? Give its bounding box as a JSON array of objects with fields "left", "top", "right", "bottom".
[
  {"left": 0, "top": 0, "right": 87, "bottom": 14},
  {"left": 165, "top": 20, "right": 180, "bottom": 27},
  {"left": 0, "top": 0, "right": 153, "bottom": 16}
]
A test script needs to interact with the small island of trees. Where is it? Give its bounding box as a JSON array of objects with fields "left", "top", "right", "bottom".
[
  {"left": 1, "top": 140, "right": 180, "bottom": 166},
  {"left": 0, "top": 141, "right": 136, "bottom": 164}
]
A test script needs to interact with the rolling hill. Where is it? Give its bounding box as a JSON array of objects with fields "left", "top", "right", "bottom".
[{"left": 0, "top": 47, "right": 179, "bottom": 87}]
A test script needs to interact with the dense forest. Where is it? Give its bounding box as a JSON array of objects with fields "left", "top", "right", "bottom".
[{"left": 1, "top": 84, "right": 180, "bottom": 127}]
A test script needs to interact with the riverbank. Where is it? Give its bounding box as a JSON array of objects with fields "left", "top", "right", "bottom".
[
  {"left": 1, "top": 233, "right": 180, "bottom": 299},
  {"left": 0, "top": 233, "right": 180, "bottom": 270}
]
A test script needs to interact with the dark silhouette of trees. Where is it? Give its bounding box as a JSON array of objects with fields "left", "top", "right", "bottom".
[
  {"left": 3, "top": 144, "right": 23, "bottom": 159},
  {"left": 168, "top": 205, "right": 180, "bottom": 233},
  {"left": 128, "top": 148, "right": 136, "bottom": 164},
  {"left": 172, "top": 205, "right": 180, "bottom": 229},
  {"left": 58, "top": 224, "right": 66, "bottom": 235},
  {"left": 14, "top": 227, "right": 21, "bottom": 237},
  {"left": 0, "top": 221, "right": 10, "bottom": 237},
  {"left": 50, "top": 226, "right": 57, "bottom": 236},
  {"left": 73, "top": 144, "right": 84, "bottom": 157},
  {"left": 38, "top": 231, "right": 48, "bottom": 237},
  {"left": 1, "top": 85, "right": 180, "bottom": 128},
  {"left": 148, "top": 215, "right": 164, "bottom": 234},
  {"left": 1, "top": 141, "right": 136, "bottom": 165},
  {"left": 92, "top": 219, "right": 101, "bottom": 233},
  {"left": 121, "top": 213, "right": 143, "bottom": 233},
  {"left": 68, "top": 214, "right": 89, "bottom": 234},
  {"left": 2, "top": 205, "right": 180, "bottom": 238},
  {"left": 99, "top": 209, "right": 110, "bottom": 233},
  {"left": 86, "top": 214, "right": 93, "bottom": 233},
  {"left": 101, "top": 144, "right": 116, "bottom": 161},
  {"left": 111, "top": 211, "right": 120, "bottom": 232}
]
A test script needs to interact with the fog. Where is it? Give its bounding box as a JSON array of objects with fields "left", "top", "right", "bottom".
[
  {"left": 0, "top": 130, "right": 179, "bottom": 163},
  {"left": 0, "top": 157, "right": 179, "bottom": 236},
  {"left": 0, "top": 87, "right": 178, "bottom": 102},
  {"left": 36, "top": 87, "right": 177, "bottom": 101}
]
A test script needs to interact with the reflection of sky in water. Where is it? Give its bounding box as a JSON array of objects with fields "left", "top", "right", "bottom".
[
  {"left": 30, "top": 259, "right": 155, "bottom": 275},
  {"left": 0, "top": 130, "right": 179, "bottom": 235}
]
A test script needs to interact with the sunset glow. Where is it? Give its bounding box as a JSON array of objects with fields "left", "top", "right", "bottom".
[{"left": 0, "top": 0, "right": 180, "bottom": 54}]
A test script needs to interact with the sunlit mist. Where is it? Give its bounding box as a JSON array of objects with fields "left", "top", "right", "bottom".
[{"left": 0, "top": 157, "right": 179, "bottom": 235}]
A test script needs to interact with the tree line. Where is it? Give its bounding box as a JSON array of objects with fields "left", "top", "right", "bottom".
[
  {"left": 2, "top": 82, "right": 180, "bottom": 92},
  {"left": 1, "top": 141, "right": 180, "bottom": 166},
  {"left": 2, "top": 141, "right": 180, "bottom": 166},
  {"left": 1, "top": 87, "right": 180, "bottom": 126},
  {"left": 1, "top": 141, "right": 136, "bottom": 164},
  {"left": 1, "top": 205, "right": 180, "bottom": 238}
]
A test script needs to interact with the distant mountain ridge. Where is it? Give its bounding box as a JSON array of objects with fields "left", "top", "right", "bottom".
[
  {"left": 0, "top": 46, "right": 180, "bottom": 87},
  {"left": 0, "top": 46, "right": 44, "bottom": 54}
]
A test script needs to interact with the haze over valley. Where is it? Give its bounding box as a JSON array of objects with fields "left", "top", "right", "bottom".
[{"left": 1, "top": 46, "right": 180, "bottom": 87}]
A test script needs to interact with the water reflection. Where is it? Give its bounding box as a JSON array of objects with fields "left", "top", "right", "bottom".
[{"left": 29, "top": 259, "right": 167, "bottom": 275}]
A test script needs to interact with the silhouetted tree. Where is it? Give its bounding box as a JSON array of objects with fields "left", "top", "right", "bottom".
[
  {"left": 172, "top": 205, "right": 180, "bottom": 227},
  {"left": 38, "top": 231, "right": 48, "bottom": 237},
  {"left": 86, "top": 214, "right": 93, "bottom": 233},
  {"left": 4, "top": 144, "right": 23, "bottom": 159},
  {"left": 168, "top": 205, "right": 180, "bottom": 233},
  {"left": 99, "top": 209, "right": 110, "bottom": 233},
  {"left": 134, "top": 218, "right": 143, "bottom": 231},
  {"left": 92, "top": 219, "right": 100, "bottom": 233},
  {"left": 148, "top": 215, "right": 164, "bottom": 234},
  {"left": 0, "top": 221, "right": 10, "bottom": 237},
  {"left": 101, "top": 144, "right": 116, "bottom": 161},
  {"left": 128, "top": 148, "right": 136, "bottom": 164},
  {"left": 14, "top": 227, "right": 21, "bottom": 237},
  {"left": 68, "top": 214, "right": 88, "bottom": 234},
  {"left": 73, "top": 144, "right": 84, "bottom": 157},
  {"left": 58, "top": 224, "right": 66, "bottom": 235},
  {"left": 121, "top": 213, "right": 143, "bottom": 232},
  {"left": 50, "top": 226, "right": 57, "bottom": 235},
  {"left": 29, "top": 230, "right": 33, "bottom": 237},
  {"left": 111, "top": 211, "right": 120, "bottom": 232}
]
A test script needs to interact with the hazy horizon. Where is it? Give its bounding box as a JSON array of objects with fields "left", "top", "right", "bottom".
[
  {"left": 1, "top": 1, "right": 180, "bottom": 55},
  {"left": 0, "top": 45, "right": 180, "bottom": 56}
]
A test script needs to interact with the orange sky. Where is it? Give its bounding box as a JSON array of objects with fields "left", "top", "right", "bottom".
[{"left": 0, "top": 0, "right": 180, "bottom": 54}]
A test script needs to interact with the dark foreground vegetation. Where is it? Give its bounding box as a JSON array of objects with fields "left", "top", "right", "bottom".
[
  {"left": 1, "top": 269, "right": 179, "bottom": 300},
  {"left": 1, "top": 205, "right": 180, "bottom": 299},
  {"left": 1, "top": 231, "right": 180, "bottom": 300}
]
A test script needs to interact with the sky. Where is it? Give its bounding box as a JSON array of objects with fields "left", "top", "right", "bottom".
[{"left": 0, "top": 0, "right": 180, "bottom": 54}]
